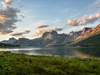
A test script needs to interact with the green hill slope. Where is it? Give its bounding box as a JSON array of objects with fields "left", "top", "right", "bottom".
[
  {"left": 73, "top": 24, "right": 100, "bottom": 47},
  {"left": 75, "top": 34, "right": 100, "bottom": 47}
]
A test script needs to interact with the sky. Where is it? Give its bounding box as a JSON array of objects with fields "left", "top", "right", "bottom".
[{"left": 0, "top": 0, "right": 100, "bottom": 40}]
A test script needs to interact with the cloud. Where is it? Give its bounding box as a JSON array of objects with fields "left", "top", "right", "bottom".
[
  {"left": 3, "top": 0, "right": 12, "bottom": 8},
  {"left": 96, "top": 13, "right": 100, "bottom": 18},
  {"left": 67, "top": 13, "right": 100, "bottom": 26},
  {"left": 0, "top": 0, "right": 20, "bottom": 34},
  {"left": 66, "top": 0, "right": 100, "bottom": 28},
  {"left": 36, "top": 25, "right": 49, "bottom": 29},
  {"left": 33, "top": 27, "right": 53, "bottom": 37},
  {"left": 33, "top": 25, "right": 63, "bottom": 37},
  {"left": 54, "top": 28, "right": 63, "bottom": 31},
  {"left": 0, "top": 15, "right": 7, "bottom": 23},
  {"left": 67, "top": 19, "right": 78, "bottom": 26},
  {"left": 11, "top": 30, "right": 30, "bottom": 37}
]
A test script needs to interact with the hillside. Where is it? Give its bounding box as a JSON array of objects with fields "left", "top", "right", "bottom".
[
  {"left": 74, "top": 33, "right": 100, "bottom": 47},
  {"left": 73, "top": 24, "right": 100, "bottom": 47}
]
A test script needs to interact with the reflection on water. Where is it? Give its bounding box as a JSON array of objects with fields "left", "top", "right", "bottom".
[
  {"left": 0, "top": 47, "right": 100, "bottom": 57},
  {"left": 77, "top": 47, "right": 100, "bottom": 57}
]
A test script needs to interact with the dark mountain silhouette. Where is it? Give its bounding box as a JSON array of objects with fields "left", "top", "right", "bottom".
[{"left": 0, "top": 42, "right": 19, "bottom": 48}]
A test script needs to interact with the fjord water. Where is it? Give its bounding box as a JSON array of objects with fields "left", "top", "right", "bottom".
[{"left": 0, "top": 47, "right": 99, "bottom": 57}]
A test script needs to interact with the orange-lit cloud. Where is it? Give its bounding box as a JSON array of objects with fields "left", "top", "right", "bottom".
[
  {"left": 67, "top": 13, "right": 100, "bottom": 26},
  {"left": 67, "top": 19, "right": 78, "bottom": 26},
  {"left": 33, "top": 25, "right": 63, "bottom": 37},
  {"left": 0, "top": 15, "right": 7, "bottom": 23},
  {"left": 33, "top": 27, "right": 53, "bottom": 37},
  {"left": 2, "top": 0, "right": 12, "bottom": 8}
]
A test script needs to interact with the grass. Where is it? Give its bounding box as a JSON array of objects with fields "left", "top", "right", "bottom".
[{"left": 0, "top": 51, "right": 100, "bottom": 75}]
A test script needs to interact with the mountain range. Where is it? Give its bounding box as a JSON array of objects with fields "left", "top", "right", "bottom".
[{"left": 0, "top": 24, "right": 100, "bottom": 48}]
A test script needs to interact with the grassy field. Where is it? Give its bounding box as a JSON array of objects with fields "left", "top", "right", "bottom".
[{"left": 0, "top": 52, "right": 100, "bottom": 75}]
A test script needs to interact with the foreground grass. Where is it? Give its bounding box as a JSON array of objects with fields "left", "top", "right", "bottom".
[{"left": 0, "top": 52, "right": 100, "bottom": 75}]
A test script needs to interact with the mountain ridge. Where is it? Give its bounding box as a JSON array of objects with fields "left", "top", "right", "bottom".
[{"left": 73, "top": 24, "right": 100, "bottom": 47}]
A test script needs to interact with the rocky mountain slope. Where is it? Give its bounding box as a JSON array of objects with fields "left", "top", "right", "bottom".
[{"left": 73, "top": 24, "right": 100, "bottom": 47}]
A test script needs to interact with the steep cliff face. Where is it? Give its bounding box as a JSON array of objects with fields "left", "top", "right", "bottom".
[{"left": 41, "top": 30, "right": 68, "bottom": 47}]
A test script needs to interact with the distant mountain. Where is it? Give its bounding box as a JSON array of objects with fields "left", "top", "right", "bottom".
[{"left": 0, "top": 31, "right": 68, "bottom": 47}]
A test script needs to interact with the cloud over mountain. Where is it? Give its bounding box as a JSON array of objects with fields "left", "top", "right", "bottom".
[{"left": 34, "top": 25, "right": 63, "bottom": 37}]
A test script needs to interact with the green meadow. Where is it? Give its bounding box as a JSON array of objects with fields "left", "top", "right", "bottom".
[{"left": 0, "top": 52, "right": 100, "bottom": 75}]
